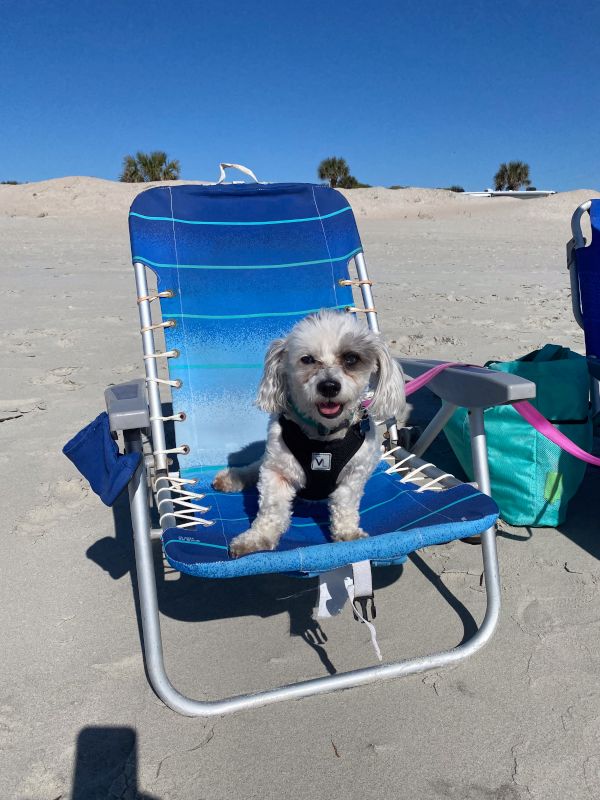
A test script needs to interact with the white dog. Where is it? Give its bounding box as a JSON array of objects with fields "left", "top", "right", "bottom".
[{"left": 212, "top": 309, "right": 406, "bottom": 556}]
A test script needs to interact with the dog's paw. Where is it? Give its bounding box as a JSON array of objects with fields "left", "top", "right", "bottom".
[
  {"left": 229, "top": 531, "right": 278, "bottom": 558},
  {"left": 212, "top": 468, "right": 244, "bottom": 493},
  {"left": 331, "top": 528, "right": 369, "bottom": 543}
]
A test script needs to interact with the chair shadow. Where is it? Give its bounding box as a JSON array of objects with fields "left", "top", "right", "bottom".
[
  {"left": 149, "top": 544, "right": 406, "bottom": 676},
  {"left": 408, "top": 552, "right": 478, "bottom": 644},
  {"left": 88, "top": 490, "right": 478, "bottom": 675},
  {"left": 556, "top": 465, "right": 600, "bottom": 561},
  {"left": 71, "top": 726, "right": 160, "bottom": 800}
]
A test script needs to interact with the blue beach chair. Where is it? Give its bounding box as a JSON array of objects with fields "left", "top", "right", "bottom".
[
  {"left": 568, "top": 199, "right": 600, "bottom": 357},
  {"left": 568, "top": 199, "right": 600, "bottom": 410},
  {"left": 70, "top": 165, "right": 536, "bottom": 716}
]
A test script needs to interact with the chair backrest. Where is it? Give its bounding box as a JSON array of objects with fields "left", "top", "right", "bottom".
[
  {"left": 128, "top": 183, "right": 363, "bottom": 475},
  {"left": 574, "top": 199, "right": 600, "bottom": 357}
]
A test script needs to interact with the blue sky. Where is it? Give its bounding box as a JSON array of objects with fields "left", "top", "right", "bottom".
[{"left": 2, "top": 0, "right": 599, "bottom": 190}]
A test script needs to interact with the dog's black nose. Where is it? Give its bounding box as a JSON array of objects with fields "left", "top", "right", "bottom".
[{"left": 317, "top": 379, "right": 341, "bottom": 398}]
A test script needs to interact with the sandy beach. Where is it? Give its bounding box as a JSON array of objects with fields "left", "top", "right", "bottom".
[{"left": 2, "top": 177, "right": 600, "bottom": 799}]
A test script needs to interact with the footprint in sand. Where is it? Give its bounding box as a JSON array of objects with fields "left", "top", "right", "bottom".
[
  {"left": 6, "top": 327, "right": 74, "bottom": 351},
  {"left": 33, "top": 366, "right": 82, "bottom": 390},
  {"left": 14, "top": 478, "right": 91, "bottom": 536},
  {"left": 515, "top": 595, "right": 600, "bottom": 638},
  {"left": 2, "top": 335, "right": 35, "bottom": 356},
  {"left": 526, "top": 632, "right": 600, "bottom": 688}
]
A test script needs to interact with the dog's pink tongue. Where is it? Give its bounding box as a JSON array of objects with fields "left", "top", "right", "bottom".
[{"left": 318, "top": 402, "right": 342, "bottom": 417}]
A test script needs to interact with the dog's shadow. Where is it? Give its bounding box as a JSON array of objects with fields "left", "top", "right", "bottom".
[
  {"left": 156, "top": 552, "right": 404, "bottom": 676},
  {"left": 89, "top": 485, "right": 404, "bottom": 675}
]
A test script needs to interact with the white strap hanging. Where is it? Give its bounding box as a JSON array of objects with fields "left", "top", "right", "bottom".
[
  {"left": 344, "top": 572, "right": 382, "bottom": 661},
  {"left": 351, "top": 560, "right": 374, "bottom": 604},
  {"left": 314, "top": 561, "right": 382, "bottom": 661}
]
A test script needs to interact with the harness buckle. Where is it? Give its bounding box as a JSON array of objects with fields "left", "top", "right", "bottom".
[{"left": 352, "top": 594, "right": 376, "bottom": 623}]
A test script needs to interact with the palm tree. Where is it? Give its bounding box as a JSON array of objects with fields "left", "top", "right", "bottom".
[
  {"left": 493, "top": 161, "right": 531, "bottom": 191},
  {"left": 317, "top": 157, "right": 351, "bottom": 188},
  {"left": 493, "top": 163, "right": 508, "bottom": 191},
  {"left": 338, "top": 175, "right": 372, "bottom": 188},
  {"left": 119, "top": 151, "right": 181, "bottom": 182}
]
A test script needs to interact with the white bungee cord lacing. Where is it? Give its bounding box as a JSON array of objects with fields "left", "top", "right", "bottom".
[
  {"left": 345, "top": 305, "right": 376, "bottom": 314},
  {"left": 137, "top": 290, "right": 174, "bottom": 304},
  {"left": 150, "top": 411, "right": 186, "bottom": 423},
  {"left": 141, "top": 319, "right": 176, "bottom": 334},
  {"left": 154, "top": 474, "right": 215, "bottom": 529},
  {"left": 383, "top": 445, "right": 454, "bottom": 492},
  {"left": 144, "top": 349, "right": 179, "bottom": 360},
  {"left": 138, "top": 285, "right": 214, "bottom": 532}
]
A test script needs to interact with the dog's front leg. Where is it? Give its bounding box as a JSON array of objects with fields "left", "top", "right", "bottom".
[
  {"left": 329, "top": 482, "right": 368, "bottom": 542},
  {"left": 229, "top": 467, "right": 297, "bottom": 557}
]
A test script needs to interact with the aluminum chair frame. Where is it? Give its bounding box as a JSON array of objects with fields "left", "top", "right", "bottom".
[{"left": 107, "top": 251, "right": 535, "bottom": 717}]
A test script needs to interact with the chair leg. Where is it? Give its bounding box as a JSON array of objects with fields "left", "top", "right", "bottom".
[
  {"left": 124, "top": 427, "right": 501, "bottom": 717},
  {"left": 468, "top": 406, "right": 501, "bottom": 617},
  {"left": 411, "top": 401, "right": 459, "bottom": 458}
]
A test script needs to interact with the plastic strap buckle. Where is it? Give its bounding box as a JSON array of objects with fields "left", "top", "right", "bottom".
[{"left": 350, "top": 560, "right": 376, "bottom": 623}]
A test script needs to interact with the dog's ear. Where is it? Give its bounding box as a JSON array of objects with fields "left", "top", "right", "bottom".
[
  {"left": 369, "top": 338, "right": 406, "bottom": 423},
  {"left": 256, "top": 338, "right": 287, "bottom": 413}
]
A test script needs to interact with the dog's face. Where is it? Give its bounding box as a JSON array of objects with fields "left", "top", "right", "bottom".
[
  {"left": 285, "top": 312, "right": 379, "bottom": 425},
  {"left": 257, "top": 309, "right": 405, "bottom": 429}
]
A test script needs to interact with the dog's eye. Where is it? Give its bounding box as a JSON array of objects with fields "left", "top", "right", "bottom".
[
  {"left": 343, "top": 352, "right": 360, "bottom": 367},
  {"left": 300, "top": 355, "right": 315, "bottom": 365}
]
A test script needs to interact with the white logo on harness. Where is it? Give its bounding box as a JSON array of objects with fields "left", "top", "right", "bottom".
[{"left": 311, "top": 453, "right": 332, "bottom": 471}]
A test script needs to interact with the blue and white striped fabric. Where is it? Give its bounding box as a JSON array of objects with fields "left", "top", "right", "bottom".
[
  {"left": 129, "top": 183, "right": 498, "bottom": 578},
  {"left": 161, "top": 464, "right": 497, "bottom": 578},
  {"left": 129, "top": 183, "right": 360, "bottom": 473}
]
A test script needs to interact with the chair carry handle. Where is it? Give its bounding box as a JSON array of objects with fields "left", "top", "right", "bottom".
[{"left": 217, "top": 163, "right": 260, "bottom": 184}]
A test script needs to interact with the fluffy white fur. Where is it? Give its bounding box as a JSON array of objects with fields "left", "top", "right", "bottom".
[{"left": 212, "top": 309, "right": 406, "bottom": 556}]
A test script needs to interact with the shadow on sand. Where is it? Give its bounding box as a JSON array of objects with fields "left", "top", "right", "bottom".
[
  {"left": 88, "top": 497, "right": 408, "bottom": 676},
  {"left": 71, "top": 726, "right": 160, "bottom": 800}
]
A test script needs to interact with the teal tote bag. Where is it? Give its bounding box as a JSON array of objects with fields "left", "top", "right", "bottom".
[{"left": 444, "top": 345, "right": 592, "bottom": 526}]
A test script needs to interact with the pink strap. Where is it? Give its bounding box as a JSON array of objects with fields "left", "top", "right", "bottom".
[
  {"left": 513, "top": 400, "right": 600, "bottom": 466},
  {"left": 404, "top": 362, "right": 463, "bottom": 396},
  {"left": 404, "top": 362, "right": 599, "bottom": 466}
]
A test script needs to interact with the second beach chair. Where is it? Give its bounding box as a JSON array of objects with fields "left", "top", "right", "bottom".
[{"left": 568, "top": 198, "right": 600, "bottom": 414}]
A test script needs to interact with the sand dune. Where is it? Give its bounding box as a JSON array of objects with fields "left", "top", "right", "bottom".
[{"left": 3, "top": 175, "right": 597, "bottom": 220}]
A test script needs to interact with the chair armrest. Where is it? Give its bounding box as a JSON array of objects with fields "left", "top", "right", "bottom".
[
  {"left": 104, "top": 379, "right": 150, "bottom": 431},
  {"left": 396, "top": 358, "right": 536, "bottom": 407}
]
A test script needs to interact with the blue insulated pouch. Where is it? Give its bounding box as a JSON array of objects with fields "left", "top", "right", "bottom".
[{"left": 63, "top": 412, "right": 141, "bottom": 506}]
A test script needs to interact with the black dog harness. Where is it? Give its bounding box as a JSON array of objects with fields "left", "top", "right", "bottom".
[{"left": 279, "top": 414, "right": 368, "bottom": 501}]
